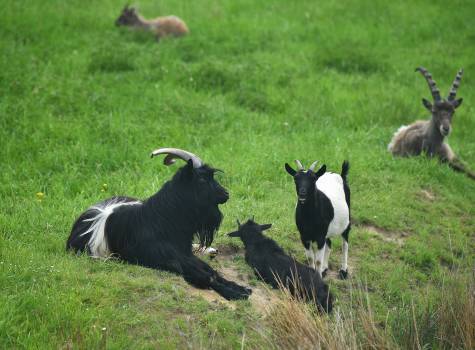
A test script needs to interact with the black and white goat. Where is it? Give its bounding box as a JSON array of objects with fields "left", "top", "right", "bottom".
[
  {"left": 66, "top": 148, "right": 251, "bottom": 300},
  {"left": 285, "top": 160, "right": 351, "bottom": 279},
  {"left": 227, "top": 218, "right": 332, "bottom": 313}
]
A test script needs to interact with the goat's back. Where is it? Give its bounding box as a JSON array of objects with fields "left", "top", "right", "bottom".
[
  {"left": 153, "top": 16, "right": 189, "bottom": 37},
  {"left": 316, "top": 173, "right": 350, "bottom": 236},
  {"left": 388, "top": 120, "right": 427, "bottom": 156},
  {"left": 244, "top": 239, "right": 332, "bottom": 312}
]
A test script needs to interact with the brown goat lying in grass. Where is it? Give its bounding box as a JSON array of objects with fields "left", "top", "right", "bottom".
[
  {"left": 115, "top": 5, "right": 189, "bottom": 41},
  {"left": 388, "top": 67, "right": 475, "bottom": 180}
]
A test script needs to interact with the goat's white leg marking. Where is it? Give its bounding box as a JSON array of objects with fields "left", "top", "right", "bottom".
[
  {"left": 341, "top": 241, "right": 348, "bottom": 271},
  {"left": 323, "top": 244, "right": 331, "bottom": 271},
  {"left": 305, "top": 248, "right": 315, "bottom": 270},
  {"left": 312, "top": 242, "right": 325, "bottom": 275}
]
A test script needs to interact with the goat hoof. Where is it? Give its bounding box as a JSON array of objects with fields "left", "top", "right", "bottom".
[
  {"left": 322, "top": 268, "right": 328, "bottom": 278},
  {"left": 338, "top": 269, "right": 348, "bottom": 280}
]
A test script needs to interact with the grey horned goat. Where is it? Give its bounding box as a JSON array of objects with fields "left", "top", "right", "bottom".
[{"left": 388, "top": 67, "right": 475, "bottom": 179}]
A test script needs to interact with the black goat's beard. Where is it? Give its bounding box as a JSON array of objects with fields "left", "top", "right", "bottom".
[{"left": 196, "top": 205, "right": 223, "bottom": 248}]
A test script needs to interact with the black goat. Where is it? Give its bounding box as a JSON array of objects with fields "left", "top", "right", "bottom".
[
  {"left": 66, "top": 148, "right": 251, "bottom": 300},
  {"left": 285, "top": 160, "right": 351, "bottom": 279},
  {"left": 227, "top": 219, "right": 332, "bottom": 313}
]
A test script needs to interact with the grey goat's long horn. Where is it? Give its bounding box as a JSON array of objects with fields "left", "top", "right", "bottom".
[
  {"left": 309, "top": 160, "right": 319, "bottom": 171},
  {"left": 448, "top": 68, "right": 463, "bottom": 101},
  {"left": 295, "top": 159, "right": 304, "bottom": 170},
  {"left": 150, "top": 148, "right": 203, "bottom": 168},
  {"left": 415, "top": 67, "right": 441, "bottom": 102}
]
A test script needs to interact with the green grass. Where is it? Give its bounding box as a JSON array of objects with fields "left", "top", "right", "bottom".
[{"left": 1, "top": 0, "right": 474, "bottom": 348}]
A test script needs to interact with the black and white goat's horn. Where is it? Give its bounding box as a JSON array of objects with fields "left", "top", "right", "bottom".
[
  {"left": 415, "top": 67, "right": 441, "bottom": 102},
  {"left": 448, "top": 68, "right": 463, "bottom": 101},
  {"left": 309, "top": 160, "right": 319, "bottom": 172},
  {"left": 150, "top": 148, "right": 203, "bottom": 168},
  {"left": 295, "top": 160, "right": 304, "bottom": 170}
]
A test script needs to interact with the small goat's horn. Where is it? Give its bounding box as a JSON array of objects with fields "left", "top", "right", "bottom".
[
  {"left": 236, "top": 219, "right": 241, "bottom": 227},
  {"left": 309, "top": 160, "right": 319, "bottom": 171},
  {"left": 448, "top": 68, "right": 463, "bottom": 101},
  {"left": 295, "top": 160, "right": 304, "bottom": 170},
  {"left": 150, "top": 148, "right": 203, "bottom": 168},
  {"left": 416, "top": 67, "right": 441, "bottom": 102}
]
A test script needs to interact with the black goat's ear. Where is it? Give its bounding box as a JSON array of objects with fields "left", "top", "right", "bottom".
[
  {"left": 285, "top": 163, "right": 296, "bottom": 176},
  {"left": 451, "top": 98, "right": 463, "bottom": 109},
  {"left": 183, "top": 159, "right": 194, "bottom": 179},
  {"left": 315, "top": 165, "right": 326, "bottom": 178},
  {"left": 227, "top": 230, "right": 240, "bottom": 238},
  {"left": 260, "top": 224, "right": 272, "bottom": 231},
  {"left": 422, "top": 98, "right": 432, "bottom": 111}
]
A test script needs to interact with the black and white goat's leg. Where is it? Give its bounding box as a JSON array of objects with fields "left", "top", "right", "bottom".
[
  {"left": 306, "top": 239, "right": 326, "bottom": 276},
  {"left": 339, "top": 228, "right": 350, "bottom": 279},
  {"left": 322, "top": 238, "right": 331, "bottom": 278},
  {"left": 304, "top": 241, "right": 316, "bottom": 270}
]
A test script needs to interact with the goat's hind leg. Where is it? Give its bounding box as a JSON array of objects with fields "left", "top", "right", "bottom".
[{"left": 339, "top": 227, "right": 350, "bottom": 280}]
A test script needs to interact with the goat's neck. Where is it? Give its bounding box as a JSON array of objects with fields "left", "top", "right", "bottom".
[
  {"left": 131, "top": 14, "right": 154, "bottom": 29},
  {"left": 424, "top": 117, "right": 444, "bottom": 154}
]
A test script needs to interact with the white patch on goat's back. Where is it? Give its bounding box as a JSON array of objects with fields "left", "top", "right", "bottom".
[
  {"left": 316, "top": 173, "right": 349, "bottom": 237},
  {"left": 388, "top": 125, "right": 408, "bottom": 151},
  {"left": 82, "top": 199, "right": 141, "bottom": 258}
]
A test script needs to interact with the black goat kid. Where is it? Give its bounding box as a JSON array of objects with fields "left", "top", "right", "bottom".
[
  {"left": 227, "top": 219, "right": 333, "bottom": 313},
  {"left": 66, "top": 148, "right": 251, "bottom": 300}
]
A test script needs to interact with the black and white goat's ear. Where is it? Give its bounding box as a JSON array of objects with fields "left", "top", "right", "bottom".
[
  {"left": 260, "top": 224, "right": 272, "bottom": 231},
  {"left": 422, "top": 98, "right": 432, "bottom": 111},
  {"left": 451, "top": 98, "right": 463, "bottom": 109},
  {"left": 314, "top": 165, "right": 326, "bottom": 178},
  {"left": 285, "top": 163, "right": 297, "bottom": 176}
]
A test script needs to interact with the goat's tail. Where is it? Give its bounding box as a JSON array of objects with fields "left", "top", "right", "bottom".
[
  {"left": 341, "top": 160, "right": 350, "bottom": 182},
  {"left": 449, "top": 159, "right": 475, "bottom": 180}
]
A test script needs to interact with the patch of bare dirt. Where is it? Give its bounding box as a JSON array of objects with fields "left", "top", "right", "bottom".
[
  {"left": 354, "top": 220, "right": 408, "bottom": 246},
  {"left": 418, "top": 188, "right": 436, "bottom": 202}
]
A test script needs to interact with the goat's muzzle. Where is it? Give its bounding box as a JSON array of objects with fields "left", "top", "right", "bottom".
[
  {"left": 216, "top": 190, "right": 229, "bottom": 204},
  {"left": 440, "top": 125, "right": 451, "bottom": 136}
]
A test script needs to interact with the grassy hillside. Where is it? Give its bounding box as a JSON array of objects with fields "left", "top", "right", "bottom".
[{"left": 1, "top": 0, "right": 474, "bottom": 348}]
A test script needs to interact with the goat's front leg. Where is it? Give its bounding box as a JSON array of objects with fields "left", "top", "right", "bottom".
[
  {"left": 440, "top": 144, "right": 475, "bottom": 180},
  {"left": 438, "top": 143, "right": 456, "bottom": 162},
  {"left": 304, "top": 241, "right": 316, "bottom": 270},
  {"left": 311, "top": 241, "right": 326, "bottom": 276},
  {"left": 179, "top": 255, "right": 251, "bottom": 300}
]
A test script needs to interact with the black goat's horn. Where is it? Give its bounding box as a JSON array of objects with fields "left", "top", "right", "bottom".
[
  {"left": 295, "top": 160, "right": 304, "bottom": 170},
  {"left": 150, "top": 148, "right": 203, "bottom": 168},
  {"left": 416, "top": 67, "right": 441, "bottom": 102},
  {"left": 448, "top": 68, "right": 463, "bottom": 101},
  {"left": 309, "top": 160, "right": 319, "bottom": 171},
  {"left": 236, "top": 219, "right": 241, "bottom": 227}
]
